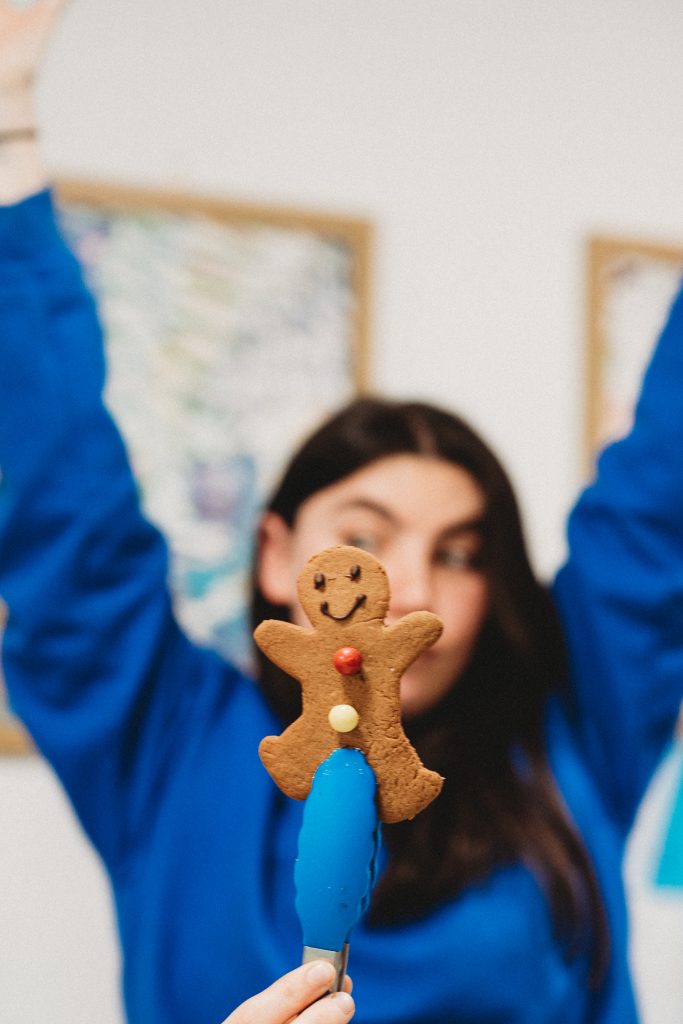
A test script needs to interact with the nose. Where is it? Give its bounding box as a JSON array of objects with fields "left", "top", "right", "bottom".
[{"left": 385, "top": 546, "right": 433, "bottom": 618}]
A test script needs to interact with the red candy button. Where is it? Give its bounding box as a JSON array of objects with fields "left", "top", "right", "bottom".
[{"left": 333, "top": 646, "right": 363, "bottom": 675}]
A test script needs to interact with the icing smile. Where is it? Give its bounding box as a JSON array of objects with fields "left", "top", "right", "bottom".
[{"left": 320, "top": 594, "right": 367, "bottom": 621}]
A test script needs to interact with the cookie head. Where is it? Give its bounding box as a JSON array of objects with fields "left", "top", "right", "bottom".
[{"left": 297, "top": 545, "right": 390, "bottom": 629}]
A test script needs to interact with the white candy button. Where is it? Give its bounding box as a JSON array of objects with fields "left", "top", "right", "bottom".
[{"left": 328, "top": 704, "right": 359, "bottom": 733}]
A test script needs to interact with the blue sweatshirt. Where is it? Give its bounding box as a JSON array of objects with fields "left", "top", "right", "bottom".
[{"left": 1, "top": 191, "right": 682, "bottom": 1024}]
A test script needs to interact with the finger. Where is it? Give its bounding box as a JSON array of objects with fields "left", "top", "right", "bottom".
[
  {"left": 31, "top": 0, "right": 70, "bottom": 27},
  {"left": 2, "top": 0, "right": 66, "bottom": 17},
  {"left": 223, "top": 961, "right": 345, "bottom": 1024},
  {"left": 0, "top": 0, "right": 68, "bottom": 38},
  {"left": 296, "top": 990, "right": 355, "bottom": 1023},
  {"left": 282, "top": 975, "right": 354, "bottom": 1024}
]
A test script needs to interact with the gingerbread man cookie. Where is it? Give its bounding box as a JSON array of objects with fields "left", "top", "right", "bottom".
[{"left": 255, "top": 545, "right": 444, "bottom": 823}]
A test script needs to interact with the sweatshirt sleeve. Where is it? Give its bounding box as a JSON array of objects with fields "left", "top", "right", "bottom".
[
  {"left": 553, "top": 282, "right": 683, "bottom": 834},
  {"left": 0, "top": 191, "right": 237, "bottom": 873}
]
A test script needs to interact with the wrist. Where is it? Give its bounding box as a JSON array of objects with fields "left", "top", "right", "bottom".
[
  {"left": 0, "top": 89, "right": 36, "bottom": 136},
  {"left": 0, "top": 128, "right": 37, "bottom": 144},
  {"left": 0, "top": 135, "right": 48, "bottom": 205}
]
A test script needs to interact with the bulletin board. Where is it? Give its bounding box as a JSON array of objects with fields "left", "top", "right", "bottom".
[{"left": 0, "top": 179, "right": 373, "bottom": 753}]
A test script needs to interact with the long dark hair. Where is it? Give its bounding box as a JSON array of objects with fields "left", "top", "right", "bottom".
[{"left": 250, "top": 397, "right": 609, "bottom": 983}]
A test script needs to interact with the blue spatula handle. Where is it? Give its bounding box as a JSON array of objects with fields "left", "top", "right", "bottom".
[{"left": 295, "top": 747, "right": 380, "bottom": 954}]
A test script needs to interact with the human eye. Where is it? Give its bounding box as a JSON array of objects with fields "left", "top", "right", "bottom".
[
  {"left": 435, "top": 543, "right": 481, "bottom": 572},
  {"left": 342, "top": 532, "right": 378, "bottom": 554},
  {"left": 334, "top": 505, "right": 390, "bottom": 555}
]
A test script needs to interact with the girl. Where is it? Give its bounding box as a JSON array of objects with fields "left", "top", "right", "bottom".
[{"left": 1, "top": 3, "right": 682, "bottom": 1022}]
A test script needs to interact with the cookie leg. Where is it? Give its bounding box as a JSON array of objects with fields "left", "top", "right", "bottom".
[
  {"left": 368, "top": 739, "right": 444, "bottom": 823},
  {"left": 259, "top": 724, "right": 334, "bottom": 802}
]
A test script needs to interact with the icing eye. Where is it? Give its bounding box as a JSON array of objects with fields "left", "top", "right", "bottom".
[
  {"left": 348, "top": 564, "right": 361, "bottom": 581},
  {"left": 314, "top": 572, "right": 326, "bottom": 590}
]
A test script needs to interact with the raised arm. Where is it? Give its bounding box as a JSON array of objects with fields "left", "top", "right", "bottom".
[
  {"left": 0, "top": 1, "right": 231, "bottom": 873},
  {"left": 554, "top": 283, "right": 683, "bottom": 832},
  {"left": 254, "top": 619, "right": 312, "bottom": 680},
  {"left": 381, "top": 611, "right": 443, "bottom": 675}
]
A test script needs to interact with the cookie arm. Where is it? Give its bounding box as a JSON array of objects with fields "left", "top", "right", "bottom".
[
  {"left": 382, "top": 611, "right": 443, "bottom": 674},
  {"left": 253, "top": 619, "right": 312, "bottom": 678}
]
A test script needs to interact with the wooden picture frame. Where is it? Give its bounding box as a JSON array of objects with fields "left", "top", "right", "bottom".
[
  {"left": 585, "top": 235, "right": 683, "bottom": 465},
  {"left": 0, "top": 602, "right": 32, "bottom": 754},
  {"left": 0, "top": 180, "right": 373, "bottom": 754}
]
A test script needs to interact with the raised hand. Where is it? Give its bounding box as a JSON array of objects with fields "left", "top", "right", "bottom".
[
  {"left": 0, "top": 0, "right": 69, "bottom": 118},
  {"left": 0, "top": 0, "right": 69, "bottom": 200}
]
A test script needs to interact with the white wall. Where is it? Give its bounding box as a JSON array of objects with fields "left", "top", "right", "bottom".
[
  {"left": 1, "top": 1, "right": 683, "bottom": 1020},
  {"left": 0, "top": 759, "right": 123, "bottom": 1022}
]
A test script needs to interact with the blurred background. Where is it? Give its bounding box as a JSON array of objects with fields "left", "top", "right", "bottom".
[{"left": 1, "top": 1, "right": 683, "bottom": 1020}]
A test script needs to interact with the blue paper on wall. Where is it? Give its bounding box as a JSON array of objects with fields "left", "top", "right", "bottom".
[{"left": 655, "top": 746, "right": 683, "bottom": 888}]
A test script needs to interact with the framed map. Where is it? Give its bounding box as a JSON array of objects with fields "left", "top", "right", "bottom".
[{"left": 0, "top": 180, "right": 372, "bottom": 753}]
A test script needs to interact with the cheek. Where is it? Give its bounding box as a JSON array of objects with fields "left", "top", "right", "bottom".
[
  {"left": 438, "top": 576, "right": 489, "bottom": 650},
  {"left": 290, "top": 601, "right": 310, "bottom": 629}
]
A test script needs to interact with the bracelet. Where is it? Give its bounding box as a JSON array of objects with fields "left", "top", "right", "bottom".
[{"left": 0, "top": 128, "right": 37, "bottom": 143}]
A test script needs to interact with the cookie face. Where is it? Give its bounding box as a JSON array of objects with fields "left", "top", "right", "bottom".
[
  {"left": 255, "top": 544, "right": 445, "bottom": 822},
  {"left": 297, "top": 546, "right": 390, "bottom": 630}
]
